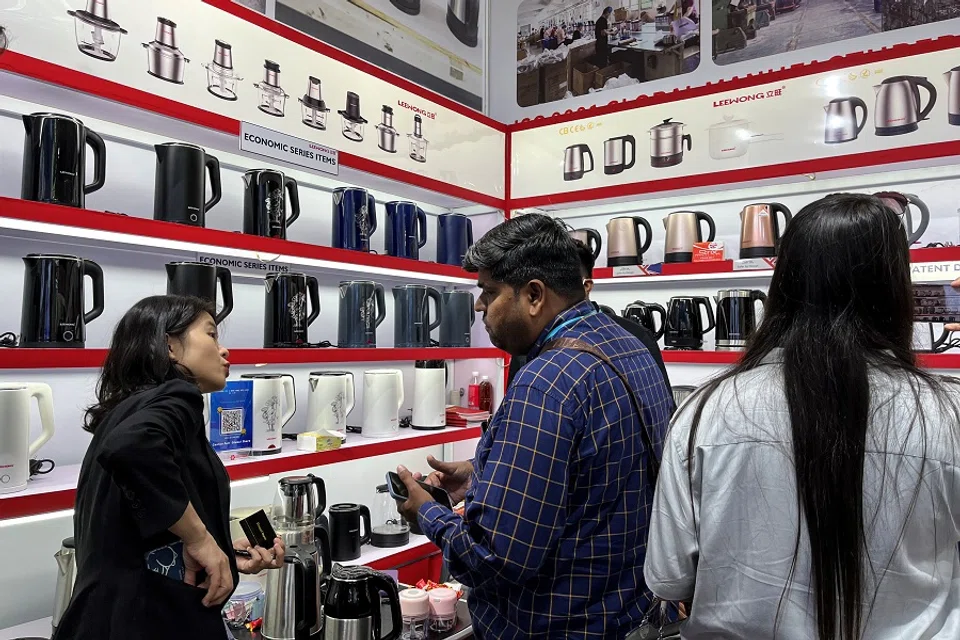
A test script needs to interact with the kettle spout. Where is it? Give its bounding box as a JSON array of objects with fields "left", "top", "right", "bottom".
[
  {"left": 873, "top": 84, "right": 882, "bottom": 95},
  {"left": 823, "top": 105, "right": 830, "bottom": 113}
]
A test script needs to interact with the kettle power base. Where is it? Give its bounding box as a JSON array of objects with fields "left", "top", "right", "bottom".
[
  {"left": 651, "top": 153, "right": 683, "bottom": 168},
  {"left": 410, "top": 424, "right": 446, "bottom": 431},
  {"left": 446, "top": 7, "right": 479, "bottom": 48},
  {"left": 950, "top": 114, "right": 960, "bottom": 126},
  {"left": 875, "top": 123, "right": 919, "bottom": 136}
]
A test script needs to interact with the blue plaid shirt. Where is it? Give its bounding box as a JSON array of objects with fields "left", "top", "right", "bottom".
[{"left": 419, "top": 300, "right": 674, "bottom": 639}]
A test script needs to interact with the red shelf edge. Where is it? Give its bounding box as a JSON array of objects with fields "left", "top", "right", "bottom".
[
  {"left": 366, "top": 542, "right": 440, "bottom": 571},
  {"left": 0, "top": 428, "right": 482, "bottom": 521}
]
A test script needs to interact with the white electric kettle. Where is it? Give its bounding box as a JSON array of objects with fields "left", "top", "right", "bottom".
[
  {"left": 240, "top": 373, "right": 296, "bottom": 455},
  {"left": 307, "top": 371, "right": 355, "bottom": 433},
  {"left": 362, "top": 369, "right": 404, "bottom": 439},
  {"left": 0, "top": 383, "right": 56, "bottom": 494}
]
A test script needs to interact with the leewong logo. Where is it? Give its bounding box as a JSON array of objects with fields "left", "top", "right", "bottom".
[
  {"left": 397, "top": 100, "right": 437, "bottom": 120},
  {"left": 713, "top": 86, "right": 785, "bottom": 107}
]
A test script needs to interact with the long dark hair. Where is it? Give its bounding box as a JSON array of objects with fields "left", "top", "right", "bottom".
[
  {"left": 84, "top": 295, "right": 215, "bottom": 433},
  {"left": 684, "top": 193, "right": 959, "bottom": 639}
]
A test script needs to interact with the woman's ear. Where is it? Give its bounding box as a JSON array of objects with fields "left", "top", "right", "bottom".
[{"left": 166, "top": 334, "right": 179, "bottom": 361}]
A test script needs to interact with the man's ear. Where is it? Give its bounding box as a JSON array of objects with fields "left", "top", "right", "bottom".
[{"left": 524, "top": 280, "right": 547, "bottom": 316}]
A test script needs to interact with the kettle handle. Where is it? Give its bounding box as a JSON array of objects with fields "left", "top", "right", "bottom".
[
  {"left": 623, "top": 134, "right": 637, "bottom": 170},
  {"left": 214, "top": 267, "right": 234, "bottom": 324},
  {"left": 394, "top": 370, "right": 405, "bottom": 410},
  {"left": 850, "top": 96, "right": 868, "bottom": 135},
  {"left": 770, "top": 203, "right": 793, "bottom": 245},
  {"left": 280, "top": 374, "right": 297, "bottom": 429},
  {"left": 306, "top": 275, "right": 322, "bottom": 327},
  {"left": 83, "top": 129, "right": 107, "bottom": 195},
  {"left": 904, "top": 194, "right": 930, "bottom": 245},
  {"left": 284, "top": 545, "right": 318, "bottom": 640},
  {"left": 466, "top": 217, "right": 474, "bottom": 247},
  {"left": 649, "top": 302, "right": 667, "bottom": 341},
  {"left": 426, "top": 287, "right": 444, "bottom": 332},
  {"left": 580, "top": 144, "right": 595, "bottom": 173},
  {"left": 204, "top": 154, "right": 222, "bottom": 212},
  {"left": 359, "top": 504, "right": 372, "bottom": 546},
  {"left": 633, "top": 216, "right": 653, "bottom": 259},
  {"left": 369, "top": 572, "right": 403, "bottom": 640},
  {"left": 26, "top": 383, "right": 56, "bottom": 458},
  {"left": 374, "top": 283, "right": 387, "bottom": 328},
  {"left": 696, "top": 211, "right": 717, "bottom": 242},
  {"left": 344, "top": 372, "right": 356, "bottom": 418},
  {"left": 682, "top": 133, "right": 693, "bottom": 152},
  {"left": 469, "top": 292, "right": 477, "bottom": 326},
  {"left": 696, "top": 296, "right": 715, "bottom": 335},
  {"left": 284, "top": 177, "right": 301, "bottom": 228},
  {"left": 82, "top": 259, "right": 105, "bottom": 325},
  {"left": 585, "top": 229, "right": 602, "bottom": 259},
  {"left": 914, "top": 76, "right": 938, "bottom": 121},
  {"left": 308, "top": 473, "right": 327, "bottom": 514},
  {"left": 416, "top": 207, "right": 429, "bottom": 249},
  {"left": 367, "top": 193, "right": 379, "bottom": 236}
]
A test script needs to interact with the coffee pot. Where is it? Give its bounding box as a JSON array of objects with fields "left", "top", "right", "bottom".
[
  {"left": 874, "top": 75, "right": 937, "bottom": 136},
  {"left": 372, "top": 484, "right": 410, "bottom": 548},
  {"left": 362, "top": 369, "right": 404, "bottom": 438},
  {"left": 393, "top": 285, "right": 443, "bottom": 348},
  {"left": 333, "top": 188, "right": 378, "bottom": 252},
  {"left": 264, "top": 474, "right": 331, "bottom": 640},
  {"left": 329, "top": 503, "right": 372, "bottom": 561},
  {"left": 739, "top": 202, "right": 792, "bottom": 259},
  {"left": 664, "top": 296, "right": 715, "bottom": 350},
  {"left": 824, "top": 97, "right": 868, "bottom": 144},
  {"left": 239, "top": 373, "right": 296, "bottom": 454},
  {"left": 437, "top": 213, "right": 474, "bottom": 267},
  {"left": 21, "top": 113, "right": 106, "bottom": 208},
  {"left": 568, "top": 228, "right": 602, "bottom": 260},
  {"left": 0, "top": 383, "right": 55, "bottom": 494},
  {"left": 243, "top": 169, "right": 301, "bottom": 239},
  {"left": 412, "top": 360, "right": 446, "bottom": 431},
  {"left": 439, "top": 291, "right": 475, "bottom": 347},
  {"left": 20, "top": 254, "right": 105, "bottom": 348},
  {"left": 322, "top": 565, "right": 402, "bottom": 640},
  {"left": 264, "top": 272, "right": 321, "bottom": 348},
  {"left": 306, "top": 371, "right": 355, "bottom": 433},
  {"left": 385, "top": 201, "right": 428, "bottom": 260},
  {"left": 52, "top": 537, "right": 76, "bottom": 634},
  {"left": 606, "top": 216, "right": 653, "bottom": 266},
  {"left": 153, "top": 142, "right": 222, "bottom": 226},
  {"left": 165, "top": 261, "right": 233, "bottom": 324},
  {"left": 663, "top": 211, "right": 716, "bottom": 263},
  {"left": 623, "top": 301, "right": 666, "bottom": 340},
  {"left": 338, "top": 281, "right": 387, "bottom": 348},
  {"left": 714, "top": 289, "right": 767, "bottom": 351}
]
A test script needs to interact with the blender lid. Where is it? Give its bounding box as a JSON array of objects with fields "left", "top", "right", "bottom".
[
  {"left": 69, "top": 0, "right": 127, "bottom": 33},
  {"left": 261, "top": 59, "right": 282, "bottom": 87},
  {"left": 211, "top": 39, "right": 234, "bottom": 70}
]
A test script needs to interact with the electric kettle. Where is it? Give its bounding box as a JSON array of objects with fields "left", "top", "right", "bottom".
[
  {"left": 569, "top": 228, "right": 602, "bottom": 259},
  {"left": 21, "top": 113, "right": 106, "bottom": 208},
  {"left": 664, "top": 296, "right": 715, "bottom": 350},
  {"left": 603, "top": 134, "right": 637, "bottom": 175},
  {"left": 874, "top": 75, "right": 937, "bottom": 136},
  {"left": 20, "top": 254, "right": 105, "bottom": 348},
  {"left": 322, "top": 565, "right": 402, "bottom": 640},
  {"left": 563, "top": 144, "right": 594, "bottom": 181},
  {"left": 606, "top": 216, "right": 653, "bottom": 266},
  {"left": 873, "top": 191, "right": 931, "bottom": 245},
  {"left": 0, "top": 383, "right": 54, "bottom": 492},
  {"left": 623, "top": 301, "right": 666, "bottom": 340},
  {"left": 715, "top": 289, "right": 767, "bottom": 351},
  {"left": 239, "top": 373, "right": 296, "bottom": 454},
  {"left": 307, "top": 371, "right": 355, "bottom": 433},
  {"left": 447, "top": 0, "right": 480, "bottom": 48},
  {"left": 739, "top": 202, "right": 792, "bottom": 259},
  {"left": 266, "top": 544, "right": 319, "bottom": 640},
  {"left": 663, "top": 211, "right": 716, "bottom": 263},
  {"left": 361, "top": 370, "right": 404, "bottom": 438},
  {"left": 52, "top": 537, "right": 76, "bottom": 634},
  {"left": 945, "top": 65, "right": 960, "bottom": 125},
  {"left": 412, "top": 360, "right": 446, "bottom": 430},
  {"left": 823, "top": 97, "right": 868, "bottom": 143}
]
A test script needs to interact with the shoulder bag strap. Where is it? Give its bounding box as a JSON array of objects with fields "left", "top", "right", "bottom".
[{"left": 542, "top": 336, "right": 660, "bottom": 479}]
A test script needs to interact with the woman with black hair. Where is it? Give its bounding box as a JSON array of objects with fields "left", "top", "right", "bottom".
[
  {"left": 645, "top": 193, "right": 960, "bottom": 639},
  {"left": 54, "top": 295, "right": 285, "bottom": 640}
]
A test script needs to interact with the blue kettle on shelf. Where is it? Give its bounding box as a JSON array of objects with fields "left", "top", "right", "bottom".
[
  {"left": 437, "top": 213, "right": 474, "bottom": 267},
  {"left": 385, "top": 201, "right": 427, "bottom": 260},
  {"left": 332, "top": 187, "right": 377, "bottom": 252}
]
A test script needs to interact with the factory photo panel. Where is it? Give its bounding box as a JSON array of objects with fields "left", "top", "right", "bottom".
[
  {"left": 714, "top": 0, "right": 960, "bottom": 65},
  {"left": 517, "top": 0, "right": 702, "bottom": 108}
]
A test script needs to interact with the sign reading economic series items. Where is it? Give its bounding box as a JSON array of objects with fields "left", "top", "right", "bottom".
[
  {"left": 196, "top": 253, "right": 291, "bottom": 277},
  {"left": 240, "top": 122, "right": 339, "bottom": 176}
]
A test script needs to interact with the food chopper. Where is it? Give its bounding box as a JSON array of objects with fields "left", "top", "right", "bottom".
[
  {"left": 299, "top": 76, "right": 330, "bottom": 130},
  {"left": 68, "top": 0, "right": 127, "bottom": 62},
  {"left": 408, "top": 114, "right": 429, "bottom": 163},
  {"left": 376, "top": 106, "right": 399, "bottom": 153},
  {"left": 253, "top": 60, "right": 289, "bottom": 118},
  {"left": 339, "top": 91, "right": 367, "bottom": 142},
  {"left": 371, "top": 483, "right": 410, "bottom": 548},
  {"left": 142, "top": 17, "right": 189, "bottom": 84},
  {"left": 202, "top": 40, "right": 242, "bottom": 101}
]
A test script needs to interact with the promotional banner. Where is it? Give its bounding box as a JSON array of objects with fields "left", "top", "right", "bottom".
[
  {"left": 510, "top": 39, "right": 960, "bottom": 204},
  {"left": 2, "top": 0, "right": 504, "bottom": 202}
]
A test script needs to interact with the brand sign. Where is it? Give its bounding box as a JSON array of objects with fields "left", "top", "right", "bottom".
[
  {"left": 911, "top": 261, "right": 960, "bottom": 282},
  {"left": 240, "top": 122, "right": 339, "bottom": 176},
  {"left": 196, "top": 254, "right": 290, "bottom": 277}
]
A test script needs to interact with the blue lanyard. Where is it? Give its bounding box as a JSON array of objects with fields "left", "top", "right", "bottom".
[{"left": 544, "top": 311, "right": 597, "bottom": 342}]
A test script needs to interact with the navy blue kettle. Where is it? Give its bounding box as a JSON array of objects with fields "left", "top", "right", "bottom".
[
  {"left": 437, "top": 213, "right": 474, "bottom": 267},
  {"left": 333, "top": 187, "right": 377, "bottom": 252},
  {"left": 385, "top": 201, "right": 427, "bottom": 260}
]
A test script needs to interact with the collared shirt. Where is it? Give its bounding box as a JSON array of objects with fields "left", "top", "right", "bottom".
[
  {"left": 419, "top": 300, "right": 675, "bottom": 639},
  {"left": 645, "top": 353, "right": 960, "bottom": 639}
]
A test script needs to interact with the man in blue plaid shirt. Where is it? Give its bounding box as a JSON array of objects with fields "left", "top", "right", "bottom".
[{"left": 396, "top": 214, "right": 674, "bottom": 639}]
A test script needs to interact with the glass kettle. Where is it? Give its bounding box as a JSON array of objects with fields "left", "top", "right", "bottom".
[{"left": 371, "top": 483, "right": 410, "bottom": 548}]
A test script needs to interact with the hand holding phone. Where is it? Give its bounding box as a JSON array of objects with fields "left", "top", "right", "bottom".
[{"left": 386, "top": 471, "right": 453, "bottom": 510}]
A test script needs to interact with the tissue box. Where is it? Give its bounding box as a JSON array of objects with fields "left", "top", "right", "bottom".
[
  {"left": 693, "top": 241, "right": 726, "bottom": 262},
  {"left": 297, "top": 431, "right": 345, "bottom": 453}
]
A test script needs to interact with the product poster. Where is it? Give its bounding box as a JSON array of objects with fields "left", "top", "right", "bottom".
[
  {"left": 510, "top": 39, "right": 960, "bottom": 203},
  {"left": 516, "top": 0, "right": 701, "bottom": 107},
  {"left": 2, "top": 0, "right": 504, "bottom": 200},
  {"left": 209, "top": 380, "right": 254, "bottom": 453}
]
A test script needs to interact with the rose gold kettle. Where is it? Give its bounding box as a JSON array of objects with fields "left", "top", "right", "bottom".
[
  {"left": 739, "top": 202, "right": 792, "bottom": 259},
  {"left": 663, "top": 211, "right": 716, "bottom": 263},
  {"left": 606, "top": 216, "right": 653, "bottom": 266}
]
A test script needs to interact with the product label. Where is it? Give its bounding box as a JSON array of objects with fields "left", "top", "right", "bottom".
[
  {"left": 732, "top": 257, "right": 777, "bottom": 271},
  {"left": 208, "top": 381, "right": 253, "bottom": 453},
  {"left": 240, "top": 122, "right": 339, "bottom": 176},
  {"left": 611, "top": 264, "right": 661, "bottom": 277},
  {"left": 692, "top": 241, "right": 726, "bottom": 262},
  {"left": 195, "top": 254, "right": 290, "bottom": 277}
]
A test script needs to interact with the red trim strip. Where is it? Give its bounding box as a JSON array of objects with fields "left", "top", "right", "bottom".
[
  {"left": 0, "top": 428, "right": 481, "bottom": 520},
  {"left": 0, "top": 348, "right": 502, "bottom": 370},
  {"left": 202, "top": 0, "right": 506, "bottom": 133},
  {"left": 661, "top": 352, "right": 960, "bottom": 368},
  {"left": 366, "top": 543, "right": 440, "bottom": 571},
  {"left": 509, "top": 141, "right": 960, "bottom": 210},
  {"left": 510, "top": 35, "right": 960, "bottom": 130},
  {"left": 0, "top": 55, "right": 505, "bottom": 208},
  {"left": 0, "top": 197, "right": 474, "bottom": 279}
]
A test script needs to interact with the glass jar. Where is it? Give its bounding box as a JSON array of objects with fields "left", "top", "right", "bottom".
[
  {"left": 399, "top": 588, "right": 429, "bottom": 640},
  {"left": 257, "top": 84, "right": 288, "bottom": 117},
  {"left": 71, "top": 13, "right": 126, "bottom": 61},
  {"left": 204, "top": 64, "right": 241, "bottom": 101},
  {"left": 342, "top": 117, "right": 366, "bottom": 142},
  {"left": 408, "top": 134, "right": 428, "bottom": 163},
  {"left": 371, "top": 484, "right": 410, "bottom": 548}
]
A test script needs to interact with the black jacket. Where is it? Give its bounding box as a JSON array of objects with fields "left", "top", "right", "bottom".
[
  {"left": 508, "top": 305, "right": 671, "bottom": 388},
  {"left": 54, "top": 379, "right": 237, "bottom": 640}
]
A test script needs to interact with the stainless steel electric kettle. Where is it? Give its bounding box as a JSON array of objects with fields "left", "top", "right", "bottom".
[
  {"left": 739, "top": 202, "right": 792, "bottom": 259},
  {"left": 874, "top": 75, "right": 937, "bottom": 136},
  {"left": 606, "top": 216, "right": 653, "bottom": 266},
  {"left": 563, "top": 144, "right": 594, "bottom": 181},
  {"left": 945, "top": 65, "right": 960, "bottom": 126},
  {"left": 52, "top": 537, "right": 77, "bottom": 634},
  {"left": 663, "top": 211, "right": 716, "bottom": 263},
  {"left": 824, "top": 97, "right": 868, "bottom": 143}
]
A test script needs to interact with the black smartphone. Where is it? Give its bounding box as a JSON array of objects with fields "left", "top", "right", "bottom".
[
  {"left": 914, "top": 284, "right": 960, "bottom": 323},
  {"left": 385, "top": 471, "right": 453, "bottom": 509}
]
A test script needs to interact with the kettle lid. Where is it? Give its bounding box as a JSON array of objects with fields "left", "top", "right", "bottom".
[
  {"left": 62, "top": 537, "right": 75, "bottom": 549},
  {"left": 416, "top": 359, "right": 446, "bottom": 368}
]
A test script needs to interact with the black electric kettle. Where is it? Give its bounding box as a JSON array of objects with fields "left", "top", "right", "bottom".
[
  {"left": 21, "top": 113, "right": 106, "bottom": 208},
  {"left": 665, "top": 296, "right": 715, "bottom": 350},
  {"left": 322, "top": 565, "right": 402, "bottom": 640},
  {"left": 623, "top": 300, "right": 666, "bottom": 340},
  {"left": 284, "top": 545, "right": 319, "bottom": 640}
]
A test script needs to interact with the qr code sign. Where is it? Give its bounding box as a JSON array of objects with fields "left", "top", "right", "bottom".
[{"left": 220, "top": 408, "right": 244, "bottom": 435}]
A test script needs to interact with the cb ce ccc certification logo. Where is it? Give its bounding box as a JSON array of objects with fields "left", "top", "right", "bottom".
[{"left": 559, "top": 122, "right": 602, "bottom": 135}]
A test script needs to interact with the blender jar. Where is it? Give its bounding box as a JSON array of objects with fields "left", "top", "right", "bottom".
[
  {"left": 428, "top": 587, "right": 458, "bottom": 632},
  {"left": 300, "top": 77, "right": 329, "bottom": 130},
  {"left": 342, "top": 118, "right": 365, "bottom": 142},
  {"left": 258, "top": 84, "right": 288, "bottom": 117},
  {"left": 371, "top": 484, "right": 410, "bottom": 548},
  {"left": 399, "top": 588, "right": 429, "bottom": 640},
  {"left": 205, "top": 65, "right": 241, "bottom": 101},
  {"left": 70, "top": 13, "right": 126, "bottom": 61},
  {"left": 408, "top": 114, "right": 428, "bottom": 163}
]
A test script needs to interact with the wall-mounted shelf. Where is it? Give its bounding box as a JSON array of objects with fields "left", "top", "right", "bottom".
[
  {"left": 0, "top": 197, "right": 477, "bottom": 286},
  {"left": 662, "top": 351, "right": 960, "bottom": 369},
  {"left": 0, "top": 426, "right": 481, "bottom": 521},
  {"left": 0, "top": 347, "right": 502, "bottom": 370}
]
